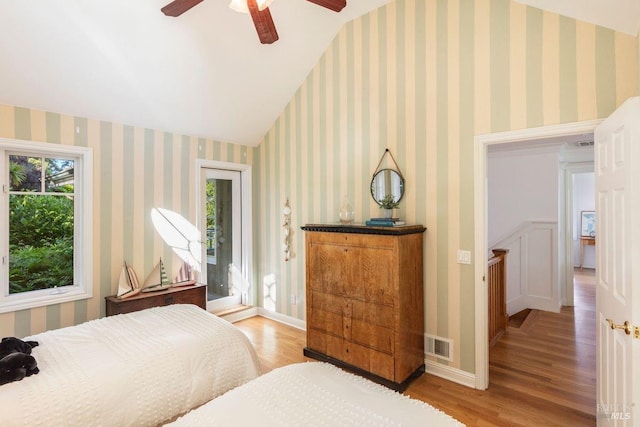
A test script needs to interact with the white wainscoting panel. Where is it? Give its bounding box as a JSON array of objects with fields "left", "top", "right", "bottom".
[{"left": 492, "top": 221, "right": 560, "bottom": 315}]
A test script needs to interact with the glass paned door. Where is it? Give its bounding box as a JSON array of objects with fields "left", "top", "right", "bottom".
[{"left": 201, "top": 168, "right": 242, "bottom": 311}]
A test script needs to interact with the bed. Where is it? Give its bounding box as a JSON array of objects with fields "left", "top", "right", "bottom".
[
  {"left": 0, "top": 304, "right": 261, "bottom": 427},
  {"left": 169, "top": 362, "right": 464, "bottom": 427}
]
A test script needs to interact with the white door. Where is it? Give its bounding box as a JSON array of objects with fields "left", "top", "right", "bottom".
[
  {"left": 200, "top": 168, "right": 242, "bottom": 311},
  {"left": 595, "top": 96, "right": 640, "bottom": 425}
]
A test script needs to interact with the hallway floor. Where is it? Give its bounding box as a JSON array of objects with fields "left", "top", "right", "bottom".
[{"left": 487, "top": 269, "right": 596, "bottom": 425}]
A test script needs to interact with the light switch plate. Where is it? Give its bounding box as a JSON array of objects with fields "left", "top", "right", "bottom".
[{"left": 457, "top": 250, "right": 471, "bottom": 264}]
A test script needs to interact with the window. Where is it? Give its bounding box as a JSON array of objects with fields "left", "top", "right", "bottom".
[{"left": 1, "top": 138, "right": 92, "bottom": 313}]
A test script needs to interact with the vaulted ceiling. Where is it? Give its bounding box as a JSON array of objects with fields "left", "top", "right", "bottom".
[
  {"left": 1, "top": 0, "right": 638, "bottom": 147},
  {"left": 0, "top": 0, "right": 390, "bottom": 146}
]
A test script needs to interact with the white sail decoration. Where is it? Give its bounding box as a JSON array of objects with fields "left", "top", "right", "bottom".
[
  {"left": 142, "top": 258, "right": 172, "bottom": 293},
  {"left": 117, "top": 261, "right": 141, "bottom": 299},
  {"left": 172, "top": 260, "right": 197, "bottom": 287},
  {"left": 151, "top": 208, "right": 202, "bottom": 272}
]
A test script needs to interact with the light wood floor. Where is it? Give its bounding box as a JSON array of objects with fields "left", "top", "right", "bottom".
[{"left": 234, "top": 270, "right": 596, "bottom": 426}]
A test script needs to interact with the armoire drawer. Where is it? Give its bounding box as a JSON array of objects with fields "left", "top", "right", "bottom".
[
  {"left": 309, "top": 291, "right": 394, "bottom": 323},
  {"left": 307, "top": 245, "right": 395, "bottom": 304},
  {"left": 308, "top": 330, "right": 395, "bottom": 381},
  {"left": 308, "top": 291, "right": 395, "bottom": 354},
  {"left": 308, "top": 309, "right": 394, "bottom": 354}
]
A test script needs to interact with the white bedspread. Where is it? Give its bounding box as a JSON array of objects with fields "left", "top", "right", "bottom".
[
  {"left": 0, "top": 304, "right": 260, "bottom": 427},
  {"left": 169, "top": 362, "right": 464, "bottom": 427}
]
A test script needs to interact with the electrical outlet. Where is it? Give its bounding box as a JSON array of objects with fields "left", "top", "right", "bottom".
[
  {"left": 290, "top": 294, "right": 297, "bottom": 305},
  {"left": 456, "top": 250, "right": 471, "bottom": 265}
]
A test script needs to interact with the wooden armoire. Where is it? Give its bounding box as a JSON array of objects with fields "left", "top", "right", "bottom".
[{"left": 301, "top": 224, "right": 426, "bottom": 391}]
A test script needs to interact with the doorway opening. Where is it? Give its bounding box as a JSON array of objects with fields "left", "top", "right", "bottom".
[
  {"left": 474, "top": 120, "right": 602, "bottom": 389},
  {"left": 204, "top": 168, "right": 241, "bottom": 304},
  {"left": 195, "top": 159, "right": 253, "bottom": 313},
  {"left": 563, "top": 164, "right": 596, "bottom": 308}
]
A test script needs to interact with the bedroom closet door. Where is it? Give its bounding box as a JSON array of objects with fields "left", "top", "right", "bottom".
[{"left": 201, "top": 168, "right": 242, "bottom": 311}]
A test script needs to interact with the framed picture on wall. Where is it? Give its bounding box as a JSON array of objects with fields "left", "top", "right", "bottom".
[{"left": 581, "top": 211, "right": 596, "bottom": 237}]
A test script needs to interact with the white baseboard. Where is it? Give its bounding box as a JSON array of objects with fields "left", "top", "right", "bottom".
[
  {"left": 509, "top": 296, "right": 561, "bottom": 315},
  {"left": 424, "top": 359, "right": 476, "bottom": 389},
  {"left": 221, "top": 306, "right": 307, "bottom": 330},
  {"left": 525, "top": 296, "right": 562, "bottom": 313},
  {"left": 507, "top": 296, "right": 528, "bottom": 317},
  {"left": 257, "top": 308, "right": 306, "bottom": 330},
  {"left": 220, "top": 307, "right": 258, "bottom": 323}
]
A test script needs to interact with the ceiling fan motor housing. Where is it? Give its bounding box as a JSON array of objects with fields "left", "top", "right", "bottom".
[{"left": 161, "top": 0, "right": 347, "bottom": 45}]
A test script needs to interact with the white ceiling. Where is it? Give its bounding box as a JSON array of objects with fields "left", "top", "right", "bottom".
[
  {"left": 1, "top": 0, "right": 638, "bottom": 147},
  {"left": 515, "top": 0, "right": 640, "bottom": 36},
  {"left": 0, "top": 0, "right": 390, "bottom": 146}
]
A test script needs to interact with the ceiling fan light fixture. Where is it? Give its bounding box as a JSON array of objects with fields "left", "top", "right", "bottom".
[{"left": 229, "top": 0, "right": 274, "bottom": 14}]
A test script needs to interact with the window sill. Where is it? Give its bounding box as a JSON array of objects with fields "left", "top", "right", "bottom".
[{"left": 0, "top": 287, "right": 92, "bottom": 314}]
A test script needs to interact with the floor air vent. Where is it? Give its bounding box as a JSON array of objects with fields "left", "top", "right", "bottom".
[
  {"left": 425, "top": 334, "right": 453, "bottom": 361},
  {"left": 576, "top": 140, "right": 594, "bottom": 147}
]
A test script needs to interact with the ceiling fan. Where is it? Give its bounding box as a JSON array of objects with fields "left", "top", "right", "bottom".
[{"left": 161, "top": 0, "right": 347, "bottom": 44}]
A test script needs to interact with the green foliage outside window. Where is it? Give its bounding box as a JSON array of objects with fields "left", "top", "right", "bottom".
[
  {"left": 7, "top": 155, "right": 75, "bottom": 294},
  {"left": 206, "top": 180, "right": 216, "bottom": 253},
  {"left": 9, "top": 195, "right": 74, "bottom": 293}
]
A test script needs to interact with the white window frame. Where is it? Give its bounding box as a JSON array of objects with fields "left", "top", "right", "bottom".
[{"left": 0, "top": 138, "right": 93, "bottom": 313}]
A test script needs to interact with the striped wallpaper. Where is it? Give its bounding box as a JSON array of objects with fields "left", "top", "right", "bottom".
[
  {"left": 0, "top": 0, "right": 637, "bottom": 377},
  {"left": 0, "top": 105, "right": 253, "bottom": 338},
  {"left": 254, "top": 0, "right": 638, "bottom": 374}
]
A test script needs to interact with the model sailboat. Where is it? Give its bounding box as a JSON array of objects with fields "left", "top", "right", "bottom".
[
  {"left": 141, "top": 257, "right": 172, "bottom": 293},
  {"left": 117, "top": 257, "right": 197, "bottom": 298},
  {"left": 117, "top": 261, "right": 141, "bottom": 299},
  {"left": 172, "top": 261, "right": 197, "bottom": 287}
]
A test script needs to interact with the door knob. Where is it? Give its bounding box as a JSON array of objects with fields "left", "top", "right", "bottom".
[{"left": 606, "top": 319, "right": 632, "bottom": 335}]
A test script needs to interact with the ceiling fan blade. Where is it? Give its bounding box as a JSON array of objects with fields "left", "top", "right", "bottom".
[
  {"left": 306, "top": 0, "right": 346, "bottom": 12},
  {"left": 248, "top": 0, "right": 279, "bottom": 44},
  {"left": 161, "top": 0, "right": 205, "bottom": 17}
]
